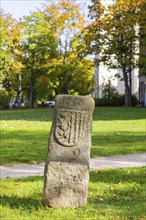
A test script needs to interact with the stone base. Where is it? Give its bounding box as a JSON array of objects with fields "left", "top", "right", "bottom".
[{"left": 43, "top": 161, "right": 89, "bottom": 208}]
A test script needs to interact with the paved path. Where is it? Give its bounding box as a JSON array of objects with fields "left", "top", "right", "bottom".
[{"left": 0, "top": 153, "right": 145, "bottom": 179}]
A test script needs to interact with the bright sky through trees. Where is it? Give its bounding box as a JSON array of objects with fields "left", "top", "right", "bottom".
[
  {"left": 1, "top": 0, "right": 112, "bottom": 19},
  {"left": 1, "top": 0, "right": 45, "bottom": 19}
]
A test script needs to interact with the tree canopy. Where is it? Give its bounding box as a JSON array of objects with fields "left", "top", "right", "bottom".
[
  {"left": 86, "top": 0, "right": 146, "bottom": 106},
  {"left": 1, "top": 0, "right": 145, "bottom": 108},
  {"left": 0, "top": 0, "right": 94, "bottom": 108}
]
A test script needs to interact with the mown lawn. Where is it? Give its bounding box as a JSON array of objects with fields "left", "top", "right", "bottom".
[
  {"left": 0, "top": 107, "right": 146, "bottom": 165},
  {"left": 0, "top": 108, "right": 146, "bottom": 219},
  {"left": 0, "top": 167, "right": 145, "bottom": 220}
]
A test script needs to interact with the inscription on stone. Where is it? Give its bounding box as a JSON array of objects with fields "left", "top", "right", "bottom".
[{"left": 43, "top": 95, "right": 95, "bottom": 208}]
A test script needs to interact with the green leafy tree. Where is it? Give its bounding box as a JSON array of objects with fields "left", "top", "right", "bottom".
[
  {"left": 139, "top": 0, "right": 146, "bottom": 76},
  {"left": 44, "top": 0, "right": 94, "bottom": 95},
  {"left": 0, "top": 10, "right": 23, "bottom": 105},
  {"left": 21, "top": 12, "right": 57, "bottom": 108},
  {"left": 87, "top": 0, "right": 145, "bottom": 106}
]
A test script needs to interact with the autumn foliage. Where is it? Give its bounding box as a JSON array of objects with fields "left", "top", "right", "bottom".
[
  {"left": 86, "top": 0, "right": 146, "bottom": 106},
  {"left": 0, "top": 0, "right": 145, "bottom": 108},
  {"left": 0, "top": 0, "right": 94, "bottom": 108}
]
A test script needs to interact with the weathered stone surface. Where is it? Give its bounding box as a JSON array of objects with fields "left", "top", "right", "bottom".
[
  {"left": 44, "top": 162, "right": 89, "bottom": 208},
  {"left": 43, "top": 95, "right": 94, "bottom": 208}
]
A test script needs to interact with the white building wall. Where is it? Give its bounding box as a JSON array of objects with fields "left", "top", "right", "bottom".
[
  {"left": 94, "top": 64, "right": 139, "bottom": 98},
  {"left": 97, "top": 63, "right": 118, "bottom": 97},
  {"left": 132, "top": 69, "right": 139, "bottom": 96}
]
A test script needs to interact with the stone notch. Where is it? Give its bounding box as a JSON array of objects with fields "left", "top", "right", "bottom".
[{"left": 43, "top": 95, "right": 95, "bottom": 208}]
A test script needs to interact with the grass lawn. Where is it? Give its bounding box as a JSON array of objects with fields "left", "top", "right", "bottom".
[
  {"left": 0, "top": 167, "right": 145, "bottom": 220},
  {"left": 0, "top": 107, "right": 146, "bottom": 165}
]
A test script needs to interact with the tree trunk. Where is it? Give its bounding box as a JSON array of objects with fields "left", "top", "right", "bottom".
[
  {"left": 123, "top": 71, "right": 131, "bottom": 106},
  {"left": 64, "top": 73, "right": 71, "bottom": 94},
  {"left": 129, "top": 70, "right": 132, "bottom": 106},
  {"left": 29, "top": 52, "right": 35, "bottom": 108},
  {"left": 29, "top": 73, "right": 33, "bottom": 109}
]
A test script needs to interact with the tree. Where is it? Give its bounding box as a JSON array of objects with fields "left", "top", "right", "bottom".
[
  {"left": 43, "top": 0, "right": 94, "bottom": 95},
  {"left": 87, "top": 0, "right": 145, "bottom": 106},
  {"left": 138, "top": 0, "right": 146, "bottom": 76},
  {"left": 21, "top": 12, "right": 58, "bottom": 108},
  {"left": 48, "top": 55, "right": 94, "bottom": 95},
  {"left": 1, "top": 1, "right": 95, "bottom": 109},
  {"left": 0, "top": 10, "right": 23, "bottom": 105}
]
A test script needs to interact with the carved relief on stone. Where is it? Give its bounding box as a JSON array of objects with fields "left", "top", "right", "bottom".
[{"left": 55, "top": 109, "right": 87, "bottom": 147}]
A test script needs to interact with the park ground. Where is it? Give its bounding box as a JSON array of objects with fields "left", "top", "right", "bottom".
[
  {"left": 1, "top": 107, "right": 145, "bottom": 165},
  {"left": 0, "top": 107, "right": 146, "bottom": 219}
]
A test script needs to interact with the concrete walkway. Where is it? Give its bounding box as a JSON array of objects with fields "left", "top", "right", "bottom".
[{"left": 0, "top": 153, "right": 145, "bottom": 179}]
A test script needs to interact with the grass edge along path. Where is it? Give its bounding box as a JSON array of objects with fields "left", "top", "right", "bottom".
[{"left": 0, "top": 167, "right": 146, "bottom": 220}]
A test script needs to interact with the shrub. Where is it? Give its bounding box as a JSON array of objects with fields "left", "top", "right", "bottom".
[
  {"left": 0, "top": 90, "right": 9, "bottom": 110},
  {"left": 131, "top": 95, "right": 138, "bottom": 106},
  {"left": 94, "top": 95, "right": 138, "bottom": 107}
]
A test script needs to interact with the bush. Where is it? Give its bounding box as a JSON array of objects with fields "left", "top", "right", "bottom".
[
  {"left": 95, "top": 95, "right": 138, "bottom": 107},
  {"left": 0, "top": 90, "right": 9, "bottom": 110},
  {"left": 131, "top": 95, "right": 138, "bottom": 106}
]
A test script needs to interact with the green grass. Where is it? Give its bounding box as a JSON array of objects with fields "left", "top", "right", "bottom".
[
  {"left": 1, "top": 108, "right": 146, "bottom": 219},
  {"left": 92, "top": 107, "right": 146, "bottom": 157},
  {"left": 0, "top": 167, "right": 146, "bottom": 220},
  {"left": 0, "top": 107, "right": 146, "bottom": 165}
]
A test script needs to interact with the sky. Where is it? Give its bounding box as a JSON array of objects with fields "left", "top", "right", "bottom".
[
  {"left": 1, "top": 0, "right": 46, "bottom": 19},
  {"left": 1, "top": 0, "right": 112, "bottom": 19},
  {"left": 1, "top": 0, "right": 93, "bottom": 19}
]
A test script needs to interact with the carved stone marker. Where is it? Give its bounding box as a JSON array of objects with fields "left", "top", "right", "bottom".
[{"left": 43, "top": 95, "right": 95, "bottom": 208}]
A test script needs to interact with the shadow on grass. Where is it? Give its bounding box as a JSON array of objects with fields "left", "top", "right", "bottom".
[
  {"left": 1, "top": 193, "right": 41, "bottom": 204},
  {"left": 0, "top": 194, "right": 43, "bottom": 210},
  {"left": 0, "top": 176, "right": 44, "bottom": 210},
  {"left": 1, "top": 107, "right": 146, "bottom": 121},
  {"left": 1, "top": 129, "right": 145, "bottom": 165},
  {"left": 0, "top": 168, "right": 145, "bottom": 219}
]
